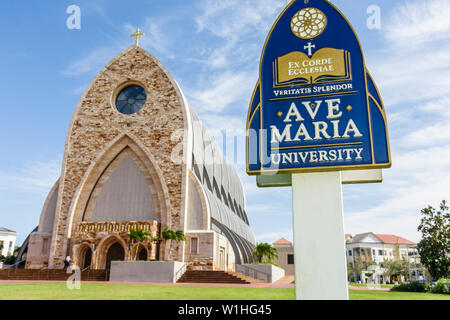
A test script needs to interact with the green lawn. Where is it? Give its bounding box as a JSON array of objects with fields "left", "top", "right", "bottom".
[
  {"left": 349, "top": 290, "right": 450, "bottom": 300},
  {"left": 0, "top": 283, "right": 448, "bottom": 300},
  {"left": 0, "top": 283, "right": 294, "bottom": 300}
]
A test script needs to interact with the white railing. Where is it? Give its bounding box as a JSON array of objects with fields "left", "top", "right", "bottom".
[{"left": 174, "top": 263, "right": 187, "bottom": 282}]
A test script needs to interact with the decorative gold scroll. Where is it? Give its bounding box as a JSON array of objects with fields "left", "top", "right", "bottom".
[{"left": 274, "top": 48, "right": 351, "bottom": 86}]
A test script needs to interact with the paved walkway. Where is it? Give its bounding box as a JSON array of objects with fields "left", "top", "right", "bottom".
[{"left": 348, "top": 285, "right": 390, "bottom": 291}]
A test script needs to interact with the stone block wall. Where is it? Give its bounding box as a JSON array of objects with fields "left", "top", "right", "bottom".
[
  {"left": 48, "top": 46, "right": 189, "bottom": 268},
  {"left": 185, "top": 232, "right": 214, "bottom": 270}
]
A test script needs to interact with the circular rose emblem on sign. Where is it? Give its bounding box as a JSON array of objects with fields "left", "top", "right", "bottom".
[{"left": 291, "top": 7, "right": 327, "bottom": 40}]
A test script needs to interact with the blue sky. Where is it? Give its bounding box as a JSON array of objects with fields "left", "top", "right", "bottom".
[{"left": 1, "top": 0, "right": 449, "bottom": 244}]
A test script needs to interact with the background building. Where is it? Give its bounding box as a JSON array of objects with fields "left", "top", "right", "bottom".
[
  {"left": 346, "top": 232, "right": 419, "bottom": 265},
  {"left": 271, "top": 232, "right": 420, "bottom": 281},
  {"left": 273, "top": 238, "right": 294, "bottom": 276},
  {"left": 0, "top": 227, "right": 17, "bottom": 257}
]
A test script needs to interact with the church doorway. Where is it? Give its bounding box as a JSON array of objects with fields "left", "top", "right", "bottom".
[
  {"left": 106, "top": 242, "right": 125, "bottom": 269},
  {"left": 82, "top": 247, "right": 92, "bottom": 269},
  {"left": 137, "top": 247, "right": 148, "bottom": 261},
  {"left": 76, "top": 244, "right": 93, "bottom": 269},
  {"left": 219, "top": 247, "right": 226, "bottom": 270}
]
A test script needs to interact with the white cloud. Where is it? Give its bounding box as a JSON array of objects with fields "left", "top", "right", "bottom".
[
  {"left": 0, "top": 159, "right": 61, "bottom": 195},
  {"left": 63, "top": 18, "right": 174, "bottom": 77},
  {"left": 368, "top": 0, "right": 450, "bottom": 106},
  {"left": 126, "top": 18, "right": 175, "bottom": 59},
  {"left": 417, "top": 96, "right": 450, "bottom": 118},
  {"left": 384, "top": 0, "right": 450, "bottom": 48},
  {"left": 194, "top": 0, "right": 283, "bottom": 68},
  {"left": 195, "top": 0, "right": 282, "bottom": 39},
  {"left": 189, "top": 70, "right": 256, "bottom": 113},
  {"left": 345, "top": 144, "right": 450, "bottom": 242},
  {"left": 254, "top": 230, "right": 292, "bottom": 243},
  {"left": 401, "top": 123, "right": 450, "bottom": 148},
  {"left": 62, "top": 47, "right": 121, "bottom": 77},
  {"left": 246, "top": 203, "right": 285, "bottom": 215},
  {"left": 370, "top": 45, "right": 450, "bottom": 106}
]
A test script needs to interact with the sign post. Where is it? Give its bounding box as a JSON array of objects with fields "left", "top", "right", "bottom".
[
  {"left": 292, "top": 171, "right": 348, "bottom": 299},
  {"left": 246, "top": 0, "right": 391, "bottom": 300}
]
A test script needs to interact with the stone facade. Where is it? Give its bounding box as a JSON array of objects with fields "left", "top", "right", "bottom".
[
  {"left": 48, "top": 46, "right": 187, "bottom": 267},
  {"left": 25, "top": 45, "right": 255, "bottom": 272}
]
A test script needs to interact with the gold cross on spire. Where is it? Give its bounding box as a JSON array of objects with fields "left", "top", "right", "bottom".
[{"left": 131, "top": 28, "right": 144, "bottom": 46}]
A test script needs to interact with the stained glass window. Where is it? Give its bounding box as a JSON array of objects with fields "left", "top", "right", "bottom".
[{"left": 115, "top": 85, "right": 147, "bottom": 115}]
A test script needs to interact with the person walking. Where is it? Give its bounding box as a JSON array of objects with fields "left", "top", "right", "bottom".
[{"left": 64, "top": 255, "right": 71, "bottom": 269}]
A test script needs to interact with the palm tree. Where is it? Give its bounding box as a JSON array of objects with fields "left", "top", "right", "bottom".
[
  {"left": 161, "top": 227, "right": 187, "bottom": 260},
  {"left": 162, "top": 227, "right": 177, "bottom": 242},
  {"left": 252, "top": 243, "right": 279, "bottom": 263},
  {"left": 128, "top": 229, "right": 153, "bottom": 261},
  {"left": 175, "top": 230, "right": 187, "bottom": 242}
]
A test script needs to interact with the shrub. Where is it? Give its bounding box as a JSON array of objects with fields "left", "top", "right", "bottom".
[
  {"left": 430, "top": 279, "right": 450, "bottom": 295},
  {"left": 0, "top": 255, "right": 16, "bottom": 265},
  {"left": 390, "top": 281, "right": 430, "bottom": 293}
]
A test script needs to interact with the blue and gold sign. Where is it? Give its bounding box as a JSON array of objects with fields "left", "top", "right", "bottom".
[{"left": 246, "top": 0, "right": 391, "bottom": 175}]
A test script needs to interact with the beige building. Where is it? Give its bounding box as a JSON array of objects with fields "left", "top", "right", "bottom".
[
  {"left": 272, "top": 233, "right": 419, "bottom": 278},
  {"left": 19, "top": 44, "right": 255, "bottom": 271},
  {"left": 273, "top": 238, "right": 294, "bottom": 276},
  {"left": 346, "top": 232, "right": 419, "bottom": 265}
]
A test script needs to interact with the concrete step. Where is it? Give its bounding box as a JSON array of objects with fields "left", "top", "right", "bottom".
[{"left": 177, "top": 270, "right": 259, "bottom": 284}]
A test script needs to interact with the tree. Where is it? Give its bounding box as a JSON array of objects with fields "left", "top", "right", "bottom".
[
  {"left": 382, "top": 260, "right": 403, "bottom": 282},
  {"left": 417, "top": 200, "right": 450, "bottom": 280},
  {"left": 161, "top": 227, "right": 187, "bottom": 260},
  {"left": 162, "top": 227, "right": 186, "bottom": 243},
  {"left": 252, "top": 243, "right": 278, "bottom": 263},
  {"left": 399, "top": 259, "right": 412, "bottom": 277},
  {"left": 128, "top": 229, "right": 153, "bottom": 261},
  {"left": 347, "top": 256, "right": 377, "bottom": 281}
]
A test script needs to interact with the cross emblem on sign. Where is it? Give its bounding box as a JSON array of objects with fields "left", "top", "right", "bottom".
[
  {"left": 131, "top": 28, "right": 145, "bottom": 47},
  {"left": 304, "top": 42, "right": 316, "bottom": 57}
]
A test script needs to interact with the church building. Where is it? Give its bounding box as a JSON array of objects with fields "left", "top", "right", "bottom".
[{"left": 24, "top": 35, "right": 255, "bottom": 271}]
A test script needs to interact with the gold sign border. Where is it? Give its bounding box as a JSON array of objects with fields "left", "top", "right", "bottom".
[{"left": 246, "top": 1, "right": 392, "bottom": 175}]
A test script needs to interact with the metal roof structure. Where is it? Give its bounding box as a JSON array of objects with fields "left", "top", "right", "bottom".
[{"left": 189, "top": 109, "right": 255, "bottom": 246}]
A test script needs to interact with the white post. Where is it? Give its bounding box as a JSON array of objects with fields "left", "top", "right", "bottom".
[{"left": 291, "top": 171, "right": 349, "bottom": 300}]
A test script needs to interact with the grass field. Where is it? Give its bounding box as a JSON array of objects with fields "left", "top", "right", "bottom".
[
  {"left": 348, "top": 290, "right": 449, "bottom": 300},
  {"left": 0, "top": 283, "right": 449, "bottom": 300}
]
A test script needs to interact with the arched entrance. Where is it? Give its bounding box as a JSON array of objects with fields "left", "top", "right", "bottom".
[
  {"left": 137, "top": 247, "right": 148, "bottom": 261},
  {"left": 106, "top": 242, "right": 125, "bottom": 269},
  {"left": 75, "top": 244, "right": 93, "bottom": 269},
  {"left": 82, "top": 247, "right": 92, "bottom": 269}
]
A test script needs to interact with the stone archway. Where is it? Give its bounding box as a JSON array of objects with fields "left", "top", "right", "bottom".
[
  {"left": 137, "top": 246, "right": 148, "bottom": 261},
  {"left": 106, "top": 242, "right": 125, "bottom": 269},
  {"left": 67, "top": 135, "right": 172, "bottom": 239},
  {"left": 130, "top": 244, "right": 150, "bottom": 261},
  {"left": 95, "top": 235, "right": 128, "bottom": 269},
  {"left": 82, "top": 247, "right": 92, "bottom": 269},
  {"left": 74, "top": 243, "right": 93, "bottom": 269}
]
